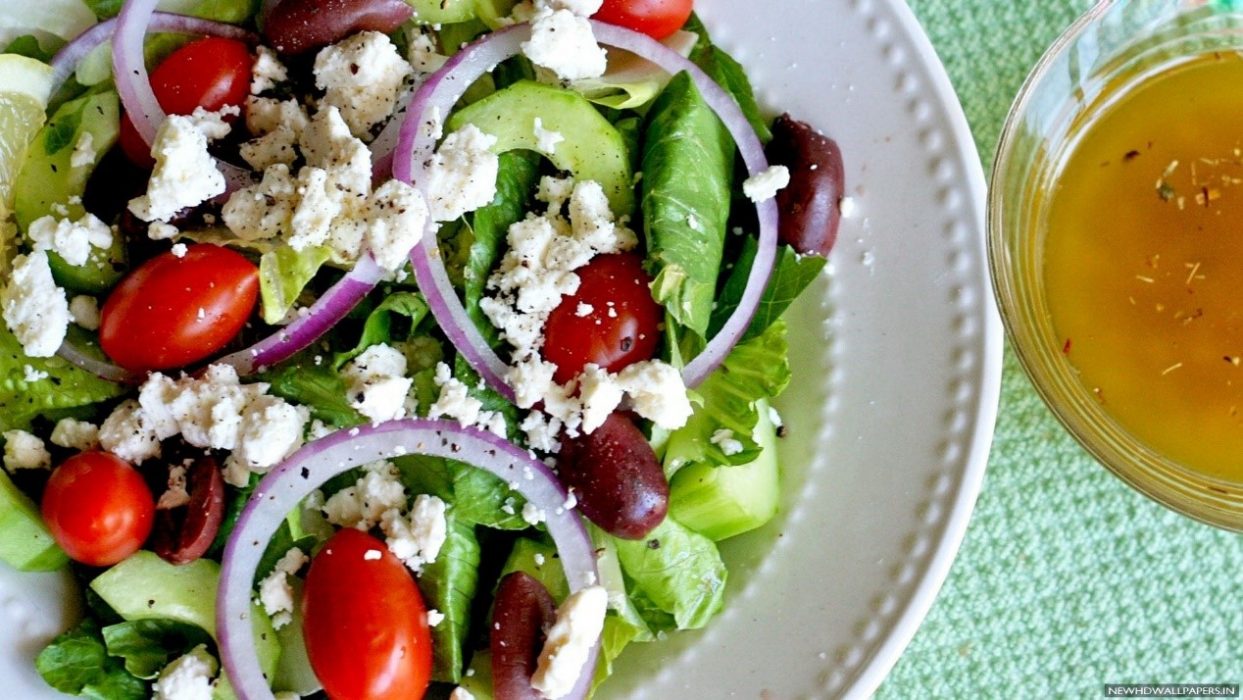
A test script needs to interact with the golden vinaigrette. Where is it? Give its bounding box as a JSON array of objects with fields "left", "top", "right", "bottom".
[{"left": 1044, "top": 52, "right": 1243, "bottom": 484}]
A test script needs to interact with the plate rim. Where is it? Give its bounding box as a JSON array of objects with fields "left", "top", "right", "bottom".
[{"left": 843, "top": 0, "right": 1003, "bottom": 696}]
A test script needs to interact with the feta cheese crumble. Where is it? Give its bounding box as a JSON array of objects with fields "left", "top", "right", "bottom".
[
  {"left": 69, "top": 295, "right": 100, "bottom": 330},
  {"left": 521, "top": 502, "right": 546, "bottom": 526},
  {"left": 23, "top": 364, "right": 47, "bottom": 382},
  {"left": 710, "top": 428, "right": 745, "bottom": 456},
  {"left": 3, "top": 430, "right": 50, "bottom": 471},
  {"left": 522, "top": 6, "right": 607, "bottom": 81},
  {"left": 449, "top": 688, "right": 476, "bottom": 700},
  {"left": 314, "top": 31, "right": 413, "bottom": 138},
  {"left": 742, "top": 165, "right": 791, "bottom": 203},
  {"left": 171, "top": 242, "right": 188, "bottom": 257},
  {"left": 258, "top": 547, "right": 309, "bottom": 629},
  {"left": 26, "top": 212, "right": 113, "bottom": 266},
  {"left": 1, "top": 251, "right": 70, "bottom": 357},
  {"left": 531, "top": 585, "right": 608, "bottom": 699},
  {"left": 70, "top": 132, "right": 96, "bottom": 170},
  {"left": 428, "top": 362, "right": 507, "bottom": 437},
  {"left": 157, "top": 465, "right": 190, "bottom": 510},
  {"left": 129, "top": 106, "right": 239, "bottom": 223},
  {"left": 322, "top": 461, "right": 407, "bottom": 531},
  {"left": 153, "top": 645, "right": 217, "bottom": 700},
  {"left": 533, "top": 117, "right": 565, "bottom": 154},
  {"left": 425, "top": 124, "right": 499, "bottom": 222},
  {"left": 250, "top": 46, "right": 288, "bottom": 95},
  {"left": 381, "top": 493, "right": 447, "bottom": 573},
  {"left": 341, "top": 344, "right": 413, "bottom": 423},
  {"left": 50, "top": 418, "right": 99, "bottom": 451},
  {"left": 427, "top": 609, "right": 445, "bottom": 627}
]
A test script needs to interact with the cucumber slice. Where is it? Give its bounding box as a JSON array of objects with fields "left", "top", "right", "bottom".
[
  {"left": 669, "top": 399, "right": 781, "bottom": 541},
  {"left": 13, "top": 90, "right": 125, "bottom": 294},
  {"left": 0, "top": 469, "right": 67, "bottom": 571},
  {"left": 446, "top": 80, "right": 635, "bottom": 215},
  {"left": 90, "top": 551, "right": 282, "bottom": 696},
  {"left": 410, "top": 0, "right": 478, "bottom": 24},
  {"left": 498, "top": 536, "right": 568, "bottom": 601}
]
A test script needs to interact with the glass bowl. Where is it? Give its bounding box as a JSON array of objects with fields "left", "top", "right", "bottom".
[{"left": 989, "top": 0, "right": 1243, "bottom": 531}]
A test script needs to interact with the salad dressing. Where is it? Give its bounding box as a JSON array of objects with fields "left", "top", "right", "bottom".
[{"left": 1044, "top": 52, "right": 1243, "bottom": 483}]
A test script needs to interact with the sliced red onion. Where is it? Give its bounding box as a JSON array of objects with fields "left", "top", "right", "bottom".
[
  {"left": 113, "top": 0, "right": 165, "bottom": 146},
  {"left": 369, "top": 90, "right": 412, "bottom": 181},
  {"left": 50, "top": 13, "right": 257, "bottom": 97},
  {"left": 218, "top": 254, "right": 385, "bottom": 374},
  {"left": 55, "top": 340, "right": 141, "bottom": 385},
  {"left": 397, "top": 22, "right": 779, "bottom": 395},
  {"left": 217, "top": 419, "right": 601, "bottom": 700}
]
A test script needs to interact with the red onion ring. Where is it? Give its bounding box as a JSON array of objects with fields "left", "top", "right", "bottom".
[
  {"left": 50, "top": 13, "right": 258, "bottom": 97},
  {"left": 396, "top": 21, "right": 779, "bottom": 396},
  {"left": 369, "top": 90, "right": 411, "bottom": 181},
  {"left": 55, "top": 340, "right": 141, "bottom": 385},
  {"left": 216, "top": 419, "right": 601, "bottom": 700},
  {"left": 219, "top": 254, "right": 385, "bottom": 374}
]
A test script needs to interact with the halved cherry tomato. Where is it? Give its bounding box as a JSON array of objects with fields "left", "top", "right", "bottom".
[
  {"left": 118, "top": 37, "right": 253, "bottom": 167},
  {"left": 593, "top": 0, "right": 694, "bottom": 40},
  {"left": 99, "top": 244, "right": 259, "bottom": 372},
  {"left": 303, "top": 529, "right": 433, "bottom": 700},
  {"left": 543, "top": 253, "right": 662, "bottom": 384},
  {"left": 41, "top": 452, "right": 155, "bottom": 567}
]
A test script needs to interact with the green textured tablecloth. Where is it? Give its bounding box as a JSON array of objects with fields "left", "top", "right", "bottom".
[{"left": 876, "top": 1, "right": 1243, "bottom": 696}]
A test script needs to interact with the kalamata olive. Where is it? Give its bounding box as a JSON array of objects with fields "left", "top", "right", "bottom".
[
  {"left": 149, "top": 456, "right": 225, "bottom": 565},
  {"left": 556, "top": 412, "right": 668, "bottom": 540},
  {"left": 262, "top": 0, "right": 414, "bottom": 55},
  {"left": 491, "top": 572, "right": 557, "bottom": 700},
  {"left": 765, "top": 113, "right": 846, "bottom": 257}
]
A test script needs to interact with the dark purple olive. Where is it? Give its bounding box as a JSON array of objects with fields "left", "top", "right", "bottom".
[
  {"left": 557, "top": 412, "right": 668, "bottom": 540},
  {"left": 766, "top": 113, "right": 846, "bottom": 257},
  {"left": 491, "top": 572, "right": 557, "bottom": 700},
  {"left": 262, "top": 0, "right": 414, "bottom": 55},
  {"left": 149, "top": 456, "right": 225, "bottom": 565}
]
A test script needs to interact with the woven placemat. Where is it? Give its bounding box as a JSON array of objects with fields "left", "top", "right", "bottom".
[{"left": 876, "top": 1, "right": 1243, "bottom": 695}]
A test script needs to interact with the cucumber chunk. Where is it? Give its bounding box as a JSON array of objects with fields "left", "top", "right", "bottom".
[
  {"left": 669, "top": 399, "right": 781, "bottom": 541},
  {"left": 446, "top": 80, "right": 635, "bottom": 215},
  {"left": 90, "top": 551, "right": 281, "bottom": 695},
  {"left": 13, "top": 90, "right": 126, "bottom": 294},
  {"left": 498, "top": 537, "right": 568, "bottom": 601},
  {"left": 0, "top": 469, "right": 67, "bottom": 571}
]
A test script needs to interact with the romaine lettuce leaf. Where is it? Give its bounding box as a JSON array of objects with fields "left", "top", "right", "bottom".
[
  {"left": 395, "top": 454, "right": 530, "bottom": 531},
  {"left": 614, "top": 516, "right": 727, "bottom": 631},
  {"left": 0, "top": 325, "right": 124, "bottom": 432},
  {"left": 663, "top": 320, "right": 791, "bottom": 470},
  {"left": 100, "top": 619, "right": 211, "bottom": 680},
  {"left": 683, "top": 14, "right": 772, "bottom": 143},
  {"left": 262, "top": 360, "right": 365, "bottom": 429},
  {"left": 259, "top": 245, "right": 332, "bottom": 325},
  {"left": 418, "top": 514, "right": 481, "bottom": 683},
  {"left": 36, "top": 618, "right": 147, "bottom": 700},
  {"left": 335, "top": 291, "right": 430, "bottom": 368},
  {"left": 708, "top": 237, "right": 826, "bottom": 341},
  {"left": 641, "top": 72, "right": 734, "bottom": 337}
]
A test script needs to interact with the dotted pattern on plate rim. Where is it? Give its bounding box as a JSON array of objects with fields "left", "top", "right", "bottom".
[{"left": 628, "top": 0, "right": 986, "bottom": 697}]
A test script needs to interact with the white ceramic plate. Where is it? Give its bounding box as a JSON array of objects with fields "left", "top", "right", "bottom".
[{"left": 0, "top": 0, "right": 1001, "bottom": 697}]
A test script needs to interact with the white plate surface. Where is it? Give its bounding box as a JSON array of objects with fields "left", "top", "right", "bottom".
[{"left": 0, "top": 0, "right": 1001, "bottom": 697}]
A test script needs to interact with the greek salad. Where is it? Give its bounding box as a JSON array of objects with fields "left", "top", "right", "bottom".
[{"left": 0, "top": 0, "right": 846, "bottom": 697}]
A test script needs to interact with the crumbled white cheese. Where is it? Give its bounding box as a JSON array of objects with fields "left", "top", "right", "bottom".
[
  {"left": 742, "top": 165, "right": 791, "bottom": 203},
  {"left": 577, "top": 364, "right": 624, "bottom": 434},
  {"left": 838, "top": 195, "right": 857, "bottom": 218},
  {"left": 342, "top": 344, "right": 413, "bottom": 423},
  {"left": 157, "top": 465, "right": 189, "bottom": 510},
  {"left": 129, "top": 107, "right": 237, "bottom": 222},
  {"left": 3, "top": 430, "right": 50, "bottom": 471},
  {"left": 69, "top": 295, "right": 100, "bottom": 330},
  {"left": 520, "top": 410, "right": 562, "bottom": 453},
  {"left": 227, "top": 395, "right": 309, "bottom": 485},
  {"left": 147, "top": 221, "right": 178, "bottom": 241},
  {"left": 23, "top": 364, "right": 47, "bottom": 382},
  {"left": 171, "top": 243, "right": 188, "bottom": 258},
  {"left": 533, "top": 117, "right": 565, "bottom": 154},
  {"left": 381, "top": 493, "right": 447, "bottom": 573},
  {"left": 289, "top": 166, "right": 342, "bottom": 249},
  {"left": 314, "top": 31, "right": 413, "bottom": 138},
  {"left": 240, "top": 127, "right": 299, "bottom": 170},
  {"left": 767, "top": 405, "right": 784, "bottom": 430},
  {"left": 425, "top": 124, "right": 499, "bottom": 222},
  {"left": 246, "top": 97, "right": 309, "bottom": 136},
  {"left": 427, "top": 361, "right": 483, "bottom": 422},
  {"left": 153, "top": 645, "right": 217, "bottom": 700},
  {"left": 522, "top": 7, "right": 607, "bottom": 81},
  {"left": 1, "top": 251, "right": 69, "bottom": 358},
  {"left": 223, "top": 163, "right": 297, "bottom": 242},
  {"left": 257, "top": 547, "right": 308, "bottom": 629},
  {"left": 615, "top": 360, "right": 693, "bottom": 430},
  {"left": 521, "top": 502, "right": 546, "bottom": 526},
  {"left": 710, "top": 428, "right": 745, "bottom": 456},
  {"left": 250, "top": 46, "right": 288, "bottom": 95},
  {"left": 69, "top": 132, "right": 96, "bottom": 170},
  {"left": 364, "top": 179, "right": 428, "bottom": 271},
  {"left": 538, "top": 0, "right": 603, "bottom": 12},
  {"left": 531, "top": 585, "right": 608, "bottom": 699},
  {"left": 449, "top": 688, "right": 476, "bottom": 700},
  {"left": 99, "top": 399, "right": 162, "bottom": 463},
  {"left": 406, "top": 28, "right": 448, "bottom": 73},
  {"left": 426, "top": 609, "right": 445, "bottom": 627},
  {"left": 322, "top": 461, "right": 407, "bottom": 530},
  {"left": 50, "top": 418, "right": 99, "bottom": 451},
  {"left": 574, "top": 302, "right": 593, "bottom": 317}
]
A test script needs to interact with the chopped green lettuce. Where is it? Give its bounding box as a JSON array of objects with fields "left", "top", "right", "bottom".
[
  {"left": 335, "top": 291, "right": 430, "bottom": 368},
  {"left": 708, "top": 237, "right": 826, "bottom": 341},
  {"left": 418, "top": 514, "right": 481, "bottom": 682},
  {"left": 0, "top": 325, "right": 124, "bottom": 432},
  {"left": 36, "top": 618, "right": 147, "bottom": 700},
  {"left": 683, "top": 15, "right": 772, "bottom": 143},
  {"left": 100, "top": 619, "right": 211, "bottom": 680},
  {"left": 258, "top": 245, "right": 332, "bottom": 325},
  {"left": 395, "top": 454, "right": 529, "bottom": 531},
  {"left": 664, "top": 320, "right": 791, "bottom": 470},
  {"left": 641, "top": 72, "right": 734, "bottom": 337},
  {"left": 262, "top": 361, "right": 365, "bottom": 429},
  {"left": 614, "top": 516, "right": 727, "bottom": 632}
]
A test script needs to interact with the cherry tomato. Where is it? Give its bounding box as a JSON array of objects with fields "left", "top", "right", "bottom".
[
  {"left": 99, "top": 244, "right": 259, "bottom": 372},
  {"left": 303, "top": 529, "right": 433, "bottom": 700},
  {"left": 593, "top": 0, "right": 694, "bottom": 40},
  {"left": 543, "top": 253, "right": 662, "bottom": 384},
  {"left": 119, "top": 37, "right": 252, "bottom": 167},
  {"left": 41, "top": 452, "right": 155, "bottom": 567}
]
